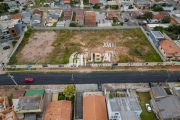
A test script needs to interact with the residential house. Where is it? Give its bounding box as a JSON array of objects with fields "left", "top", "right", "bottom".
[
  {"left": 107, "top": 0, "right": 118, "bottom": 6},
  {"left": 44, "top": 100, "right": 72, "bottom": 120},
  {"left": 153, "top": 0, "right": 165, "bottom": 4},
  {"left": 95, "top": 12, "right": 112, "bottom": 27},
  {"left": 106, "top": 97, "right": 142, "bottom": 120},
  {"left": 149, "top": 31, "right": 164, "bottom": 47},
  {"left": 12, "top": 89, "right": 45, "bottom": 114},
  {"left": 117, "top": 0, "right": 134, "bottom": 6},
  {"left": 6, "top": 1, "right": 19, "bottom": 12},
  {"left": 33, "top": 9, "right": 42, "bottom": 15},
  {"left": 85, "top": 11, "right": 96, "bottom": 27},
  {"left": 83, "top": 95, "right": 108, "bottom": 120},
  {"left": 158, "top": 40, "right": 180, "bottom": 60},
  {"left": 63, "top": 9, "right": 73, "bottom": 27},
  {"left": 11, "top": 13, "right": 22, "bottom": 21},
  {"left": 147, "top": 24, "right": 169, "bottom": 30},
  {"left": 0, "top": 19, "right": 23, "bottom": 41},
  {"left": 162, "top": 6, "right": 174, "bottom": 12},
  {"left": 0, "top": 15, "right": 11, "bottom": 21},
  {"left": 171, "top": 10, "right": 180, "bottom": 17},
  {"left": 15, "top": 0, "right": 28, "bottom": 6},
  {"left": 48, "top": 10, "right": 62, "bottom": 17},
  {"left": 107, "top": 12, "right": 120, "bottom": 20},
  {"left": 130, "top": 11, "right": 141, "bottom": 18},
  {"left": 22, "top": 11, "right": 31, "bottom": 24},
  {"left": 148, "top": 14, "right": 164, "bottom": 23},
  {"left": 150, "top": 87, "right": 180, "bottom": 120},
  {"left": 0, "top": 97, "right": 17, "bottom": 120},
  {"left": 32, "top": 14, "right": 41, "bottom": 23},
  {"left": 75, "top": 9, "right": 84, "bottom": 26},
  {"left": 135, "top": 0, "right": 151, "bottom": 9},
  {"left": 89, "top": 0, "right": 99, "bottom": 5},
  {"left": 45, "top": 15, "right": 59, "bottom": 26}
]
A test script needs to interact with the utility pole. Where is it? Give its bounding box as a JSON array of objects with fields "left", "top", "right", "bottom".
[{"left": 0, "top": 62, "right": 18, "bottom": 86}]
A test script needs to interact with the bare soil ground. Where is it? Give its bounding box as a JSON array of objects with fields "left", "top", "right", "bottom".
[
  {"left": 14, "top": 29, "right": 161, "bottom": 64},
  {"left": 17, "top": 31, "right": 57, "bottom": 63}
]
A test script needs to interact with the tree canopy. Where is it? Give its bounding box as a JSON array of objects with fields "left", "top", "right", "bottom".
[
  {"left": 144, "top": 12, "right": 153, "bottom": 19},
  {"left": 161, "top": 16, "right": 171, "bottom": 23},
  {"left": 63, "top": 85, "right": 76, "bottom": 99},
  {"left": 0, "top": 3, "right": 9, "bottom": 14},
  {"left": 153, "top": 6, "right": 164, "bottom": 11}
]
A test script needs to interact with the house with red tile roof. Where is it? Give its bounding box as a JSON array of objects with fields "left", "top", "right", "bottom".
[
  {"left": 11, "top": 13, "right": 22, "bottom": 21},
  {"left": 89, "top": 0, "right": 99, "bottom": 4},
  {"left": 83, "top": 95, "right": 108, "bottom": 120},
  {"left": 85, "top": 11, "right": 96, "bottom": 27},
  {"left": 44, "top": 100, "right": 72, "bottom": 120},
  {"left": 130, "top": 11, "right": 141, "bottom": 18},
  {"left": 75, "top": 9, "right": 84, "bottom": 26},
  {"left": 107, "top": 12, "right": 119, "bottom": 20},
  {"left": 148, "top": 14, "right": 164, "bottom": 23},
  {"left": 158, "top": 40, "right": 180, "bottom": 60}
]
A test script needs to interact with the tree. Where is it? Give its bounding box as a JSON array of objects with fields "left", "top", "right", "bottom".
[
  {"left": 153, "top": 6, "right": 164, "bottom": 11},
  {"left": 174, "top": 7, "right": 177, "bottom": 10},
  {"left": 0, "top": 3, "right": 9, "bottom": 14},
  {"left": 69, "top": 23, "right": 77, "bottom": 27},
  {"left": 154, "top": 26, "right": 164, "bottom": 32},
  {"left": 162, "top": 3, "right": 166, "bottom": 6},
  {"left": 144, "top": 12, "right": 153, "bottom": 19},
  {"left": 63, "top": 85, "right": 76, "bottom": 99},
  {"left": 93, "top": 4, "right": 100, "bottom": 9},
  {"left": 109, "top": 92, "right": 113, "bottom": 99},
  {"left": 161, "top": 16, "right": 171, "bottom": 23}
]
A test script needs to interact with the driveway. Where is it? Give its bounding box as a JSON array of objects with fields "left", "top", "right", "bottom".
[{"left": 0, "top": 42, "right": 13, "bottom": 63}]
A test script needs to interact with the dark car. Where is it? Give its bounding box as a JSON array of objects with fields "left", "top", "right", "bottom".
[
  {"left": 3, "top": 46, "right": 10, "bottom": 50},
  {"left": 178, "top": 78, "right": 180, "bottom": 82},
  {"left": 24, "top": 78, "right": 34, "bottom": 83},
  {"left": 97, "top": 82, "right": 102, "bottom": 91}
]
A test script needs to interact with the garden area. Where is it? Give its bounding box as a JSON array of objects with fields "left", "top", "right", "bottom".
[
  {"left": 137, "top": 92, "right": 157, "bottom": 120},
  {"left": 8, "top": 29, "right": 162, "bottom": 65}
]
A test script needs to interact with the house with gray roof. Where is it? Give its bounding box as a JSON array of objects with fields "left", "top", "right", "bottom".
[
  {"left": 31, "top": 14, "right": 41, "bottom": 23},
  {"left": 106, "top": 97, "right": 142, "bottom": 120},
  {"left": 22, "top": 12, "right": 31, "bottom": 24},
  {"left": 6, "top": 1, "right": 19, "bottom": 12},
  {"left": 150, "top": 86, "right": 180, "bottom": 120}
]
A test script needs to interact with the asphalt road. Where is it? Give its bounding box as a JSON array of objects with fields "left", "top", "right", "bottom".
[{"left": 0, "top": 71, "right": 179, "bottom": 85}]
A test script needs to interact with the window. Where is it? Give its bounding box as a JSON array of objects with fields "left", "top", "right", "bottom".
[
  {"left": 12, "top": 30, "right": 15, "bottom": 33},
  {"left": 115, "top": 113, "right": 119, "bottom": 115}
]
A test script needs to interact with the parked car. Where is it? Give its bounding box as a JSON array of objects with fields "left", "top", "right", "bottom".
[
  {"left": 24, "top": 78, "right": 34, "bottom": 83},
  {"left": 97, "top": 82, "right": 102, "bottom": 91},
  {"left": 3, "top": 46, "right": 10, "bottom": 50},
  {"left": 178, "top": 78, "right": 180, "bottom": 82},
  {"left": 145, "top": 103, "right": 152, "bottom": 112}
]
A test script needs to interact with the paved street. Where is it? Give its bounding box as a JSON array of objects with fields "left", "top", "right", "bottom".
[{"left": 0, "top": 71, "right": 179, "bottom": 85}]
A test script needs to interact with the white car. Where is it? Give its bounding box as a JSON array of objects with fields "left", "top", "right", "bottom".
[{"left": 145, "top": 104, "right": 152, "bottom": 112}]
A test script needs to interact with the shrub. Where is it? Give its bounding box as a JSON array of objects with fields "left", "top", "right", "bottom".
[{"left": 109, "top": 92, "right": 113, "bottom": 99}]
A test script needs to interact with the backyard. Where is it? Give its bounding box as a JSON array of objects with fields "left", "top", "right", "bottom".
[
  {"left": 137, "top": 92, "right": 157, "bottom": 120},
  {"left": 8, "top": 29, "right": 162, "bottom": 64}
]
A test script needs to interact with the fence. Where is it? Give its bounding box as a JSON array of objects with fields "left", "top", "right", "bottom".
[
  {"left": 140, "top": 27, "right": 166, "bottom": 62},
  {"left": 6, "top": 62, "right": 180, "bottom": 69},
  {"left": 33, "top": 26, "right": 141, "bottom": 30}
]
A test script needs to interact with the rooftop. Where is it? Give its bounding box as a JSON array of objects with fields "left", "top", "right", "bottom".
[
  {"left": 64, "top": 0, "right": 70, "bottom": 3},
  {"left": 64, "top": 9, "right": 73, "bottom": 20},
  {"left": 155, "top": 96, "right": 180, "bottom": 119},
  {"left": 24, "top": 113, "right": 36, "bottom": 120},
  {"left": 33, "top": 9, "right": 42, "bottom": 15},
  {"left": 151, "top": 87, "right": 167, "bottom": 98},
  {"left": 151, "top": 31, "right": 164, "bottom": 38},
  {"left": 89, "top": 0, "right": 99, "bottom": 4},
  {"left": 159, "top": 40, "right": 180, "bottom": 56},
  {"left": 75, "top": 92, "right": 83, "bottom": 119},
  {"left": 44, "top": 100, "right": 72, "bottom": 120},
  {"left": 152, "top": 14, "right": 164, "bottom": 19},
  {"left": 83, "top": 95, "right": 108, "bottom": 120},
  {"left": 131, "top": 11, "right": 140, "bottom": 18},
  {"left": 17, "top": 97, "right": 41, "bottom": 110},
  {"left": 10, "top": 13, "right": 22, "bottom": 20},
  {"left": 13, "top": 90, "right": 25, "bottom": 99},
  {"left": 76, "top": 9, "right": 84, "bottom": 21},
  {"left": 22, "top": 12, "right": 31, "bottom": 18},
  {"left": 107, "top": 12, "right": 119, "bottom": 19},
  {"left": 24, "top": 89, "right": 44, "bottom": 97},
  {"left": 0, "top": 20, "right": 15, "bottom": 29},
  {"left": 85, "top": 11, "right": 96, "bottom": 27}
]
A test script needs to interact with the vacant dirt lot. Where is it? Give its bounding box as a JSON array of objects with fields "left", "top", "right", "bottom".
[
  {"left": 12, "top": 29, "right": 161, "bottom": 64},
  {"left": 17, "top": 31, "right": 57, "bottom": 63}
]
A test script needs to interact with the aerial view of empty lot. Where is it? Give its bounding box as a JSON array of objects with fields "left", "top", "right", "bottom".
[{"left": 9, "top": 28, "right": 162, "bottom": 64}]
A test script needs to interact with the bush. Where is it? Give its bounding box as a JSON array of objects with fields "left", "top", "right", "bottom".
[
  {"left": 109, "top": 92, "right": 113, "bottom": 99},
  {"left": 69, "top": 23, "right": 77, "bottom": 27},
  {"left": 58, "top": 93, "right": 65, "bottom": 100},
  {"left": 153, "top": 6, "right": 163, "bottom": 11},
  {"left": 93, "top": 4, "right": 100, "bottom": 9},
  {"left": 111, "top": 5, "right": 118, "bottom": 9}
]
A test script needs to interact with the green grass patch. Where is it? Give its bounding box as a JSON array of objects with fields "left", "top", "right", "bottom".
[
  {"left": 137, "top": 92, "right": 157, "bottom": 120},
  {"left": 8, "top": 28, "right": 34, "bottom": 65},
  {"left": 35, "top": 0, "right": 40, "bottom": 5},
  {"left": 12, "top": 41, "right": 17, "bottom": 47},
  {"left": 164, "top": 88, "right": 172, "bottom": 95},
  {"left": 118, "top": 55, "right": 135, "bottom": 63},
  {"left": 72, "top": 12, "right": 76, "bottom": 21}
]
